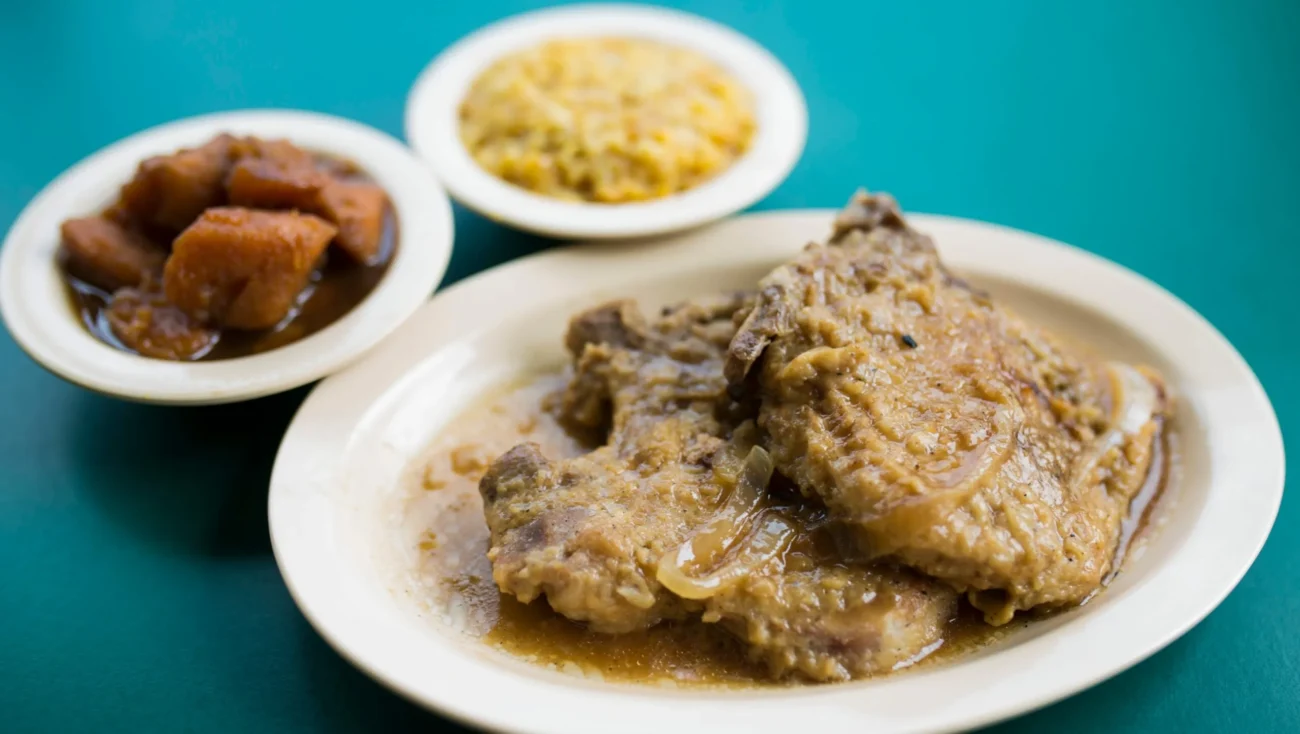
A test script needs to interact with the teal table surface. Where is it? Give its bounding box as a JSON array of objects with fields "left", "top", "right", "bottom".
[{"left": 1, "top": 1, "right": 1295, "bottom": 731}]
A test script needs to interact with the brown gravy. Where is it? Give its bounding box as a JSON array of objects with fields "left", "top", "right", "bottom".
[{"left": 409, "top": 374, "right": 1173, "bottom": 687}]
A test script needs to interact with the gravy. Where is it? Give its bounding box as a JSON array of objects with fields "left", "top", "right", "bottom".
[{"left": 405, "top": 374, "right": 1173, "bottom": 686}]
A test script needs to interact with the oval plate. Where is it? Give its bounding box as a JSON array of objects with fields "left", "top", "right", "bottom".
[{"left": 269, "top": 211, "right": 1283, "bottom": 734}]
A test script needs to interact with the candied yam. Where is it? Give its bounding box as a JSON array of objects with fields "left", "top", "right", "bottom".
[
  {"left": 317, "top": 181, "right": 389, "bottom": 263},
  {"left": 163, "top": 207, "right": 336, "bottom": 330},
  {"left": 114, "top": 157, "right": 163, "bottom": 224},
  {"left": 226, "top": 157, "right": 331, "bottom": 211},
  {"left": 106, "top": 289, "right": 218, "bottom": 360},
  {"left": 59, "top": 216, "right": 165, "bottom": 292},
  {"left": 116, "top": 134, "right": 235, "bottom": 232},
  {"left": 316, "top": 156, "right": 362, "bottom": 178},
  {"left": 229, "top": 136, "right": 315, "bottom": 169}
]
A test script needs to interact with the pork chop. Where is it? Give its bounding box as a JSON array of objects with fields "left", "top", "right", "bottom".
[
  {"left": 480, "top": 294, "right": 752, "bottom": 634},
  {"left": 727, "top": 191, "right": 1169, "bottom": 624},
  {"left": 480, "top": 295, "right": 956, "bottom": 679}
]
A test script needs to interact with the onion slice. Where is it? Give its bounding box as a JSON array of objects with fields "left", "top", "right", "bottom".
[
  {"left": 1069, "top": 362, "right": 1160, "bottom": 487},
  {"left": 656, "top": 446, "right": 795, "bottom": 600}
]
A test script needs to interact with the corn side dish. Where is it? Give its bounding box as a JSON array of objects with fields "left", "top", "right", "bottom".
[{"left": 458, "top": 37, "right": 757, "bottom": 203}]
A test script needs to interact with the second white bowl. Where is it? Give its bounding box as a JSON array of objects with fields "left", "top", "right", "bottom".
[{"left": 405, "top": 4, "right": 807, "bottom": 239}]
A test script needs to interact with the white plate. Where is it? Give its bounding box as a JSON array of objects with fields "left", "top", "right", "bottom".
[
  {"left": 268, "top": 211, "right": 1284, "bottom": 734},
  {"left": 405, "top": 4, "right": 806, "bottom": 239},
  {"left": 0, "top": 109, "right": 454, "bottom": 405}
]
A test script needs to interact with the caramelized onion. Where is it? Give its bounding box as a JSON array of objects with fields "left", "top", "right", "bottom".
[
  {"left": 659, "top": 511, "right": 797, "bottom": 600},
  {"left": 1070, "top": 363, "right": 1160, "bottom": 485},
  {"left": 1107, "top": 363, "right": 1160, "bottom": 435},
  {"left": 656, "top": 446, "right": 795, "bottom": 599}
]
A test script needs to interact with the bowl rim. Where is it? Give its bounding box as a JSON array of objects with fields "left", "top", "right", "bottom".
[
  {"left": 404, "top": 3, "right": 807, "bottom": 239},
  {"left": 268, "top": 209, "right": 1285, "bottom": 734},
  {"left": 0, "top": 108, "right": 454, "bottom": 405}
]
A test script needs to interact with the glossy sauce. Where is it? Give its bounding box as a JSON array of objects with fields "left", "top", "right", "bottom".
[
  {"left": 406, "top": 374, "right": 1174, "bottom": 687},
  {"left": 64, "top": 158, "right": 396, "bottom": 361}
]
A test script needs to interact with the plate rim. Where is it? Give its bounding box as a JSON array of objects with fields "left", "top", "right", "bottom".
[
  {"left": 268, "top": 209, "right": 1285, "bottom": 734},
  {"left": 404, "top": 3, "right": 808, "bottom": 239}
]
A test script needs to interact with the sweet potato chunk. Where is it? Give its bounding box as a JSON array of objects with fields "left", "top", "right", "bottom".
[
  {"left": 224, "top": 142, "right": 389, "bottom": 263},
  {"left": 226, "top": 157, "right": 331, "bottom": 212},
  {"left": 107, "top": 289, "right": 218, "bottom": 360},
  {"left": 164, "top": 207, "right": 336, "bottom": 330},
  {"left": 116, "top": 134, "right": 236, "bottom": 233},
  {"left": 229, "top": 137, "right": 316, "bottom": 170},
  {"left": 317, "top": 181, "right": 388, "bottom": 263},
  {"left": 59, "top": 216, "right": 165, "bottom": 292}
]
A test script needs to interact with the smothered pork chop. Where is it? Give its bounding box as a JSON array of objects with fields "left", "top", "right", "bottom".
[
  {"left": 727, "top": 192, "right": 1169, "bottom": 624},
  {"left": 481, "top": 295, "right": 749, "bottom": 634},
  {"left": 468, "top": 189, "right": 1169, "bottom": 683},
  {"left": 480, "top": 296, "right": 955, "bottom": 681}
]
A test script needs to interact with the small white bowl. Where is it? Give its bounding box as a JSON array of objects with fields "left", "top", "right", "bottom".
[
  {"left": 0, "top": 109, "right": 454, "bottom": 405},
  {"left": 405, "top": 4, "right": 807, "bottom": 239}
]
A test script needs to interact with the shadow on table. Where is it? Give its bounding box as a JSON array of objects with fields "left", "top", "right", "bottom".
[
  {"left": 67, "top": 385, "right": 475, "bottom": 730},
  {"left": 298, "top": 616, "right": 475, "bottom": 732},
  {"left": 69, "top": 385, "right": 311, "bottom": 557}
]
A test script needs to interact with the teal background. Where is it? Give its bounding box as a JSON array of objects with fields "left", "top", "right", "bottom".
[{"left": 1, "top": 0, "right": 1295, "bottom": 731}]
